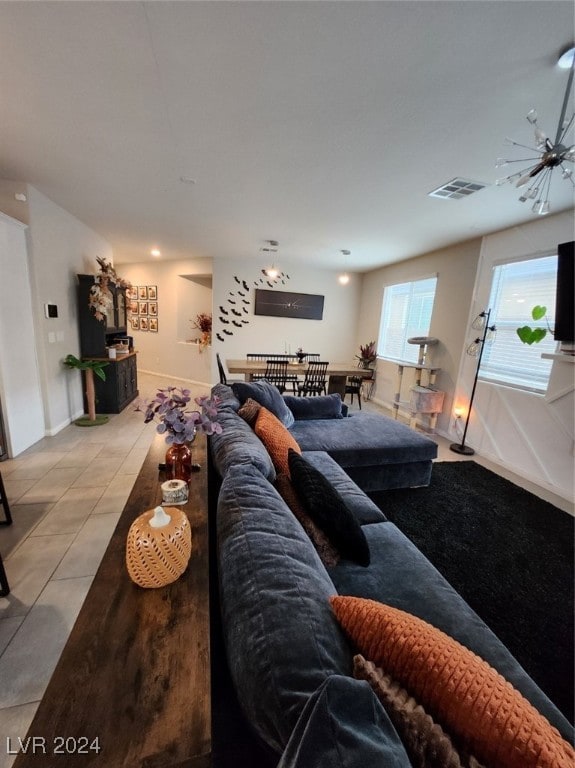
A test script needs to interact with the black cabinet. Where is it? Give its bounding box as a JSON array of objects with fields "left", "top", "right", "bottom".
[
  {"left": 77, "top": 274, "right": 138, "bottom": 413},
  {"left": 87, "top": 353, "right": 139, "bottom": 414},
  {"left": 77, "top": 274, "right": 128, "bottom": 357}
]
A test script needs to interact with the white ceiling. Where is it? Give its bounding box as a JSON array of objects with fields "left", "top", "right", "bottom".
[{"left": 0, "top": 1, "right": 574, "bottom": 271}]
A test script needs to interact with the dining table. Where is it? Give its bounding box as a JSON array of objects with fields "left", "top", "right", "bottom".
[{"left": 225, "top": 358, "right": 374, "bottom": 398}]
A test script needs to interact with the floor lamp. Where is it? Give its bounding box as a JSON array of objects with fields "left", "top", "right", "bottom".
[{"left": 450, "top": 309, "right": 496, "bottom": 455}]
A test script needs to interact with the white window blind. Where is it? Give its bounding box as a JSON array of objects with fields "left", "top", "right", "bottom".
[
  {"left": 480, "top": 254, "right": 557, "bottom": 391},
  {"left": 377, "top": 277, "right": 437, "bottom": 363}
]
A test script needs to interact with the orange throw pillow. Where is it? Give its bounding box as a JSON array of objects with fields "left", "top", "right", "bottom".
[
  {"left": 331, "top": 596, "right": 574, "bottom": 768},
  {"left": 255, "top": 406, "right": 301, "bottom": 476}
]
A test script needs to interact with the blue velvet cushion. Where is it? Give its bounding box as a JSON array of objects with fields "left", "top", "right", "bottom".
[
  {"left": 209, "top": 407, "right": 276, "bottom": 482},
  {"left": 301, "top": 451, "right": 386, "bottom": 525},
  {"left": 277, "top": 675, "right": 411, "bottom": 768},
  {"left": 328, "top": 521, "right": 573, "bottom": 742},
  {"left": 217, "top": 463, "right": 352, "bottom": 754},
  {"left": 211, "top": 382, "right": 240, "bottom": 411},
  {"left": 232, "top": 379, "right": 295, "bottom": 428},
  {"left": 288, "top": 449, "right": 370, "bottom": 566},
  {"left": 284, "top": 394, "right": 344, "bottom": 420}
]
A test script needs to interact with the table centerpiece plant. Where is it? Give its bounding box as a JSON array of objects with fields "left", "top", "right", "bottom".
[
  {"left": 355, "top": 341, "right": 377, "bottom": 368},
  {"left": 137, "top": 387, "right": 222, "bottom": 482}
]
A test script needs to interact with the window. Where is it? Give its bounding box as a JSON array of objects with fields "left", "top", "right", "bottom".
[
  {"left": 480, "top": 254, "right": 557, "bottom": 391},
  {"left": 377, "top": 276, "right": 437, "bottom": 363}
]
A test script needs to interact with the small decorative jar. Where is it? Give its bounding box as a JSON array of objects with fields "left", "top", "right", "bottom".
[
  {"left": 126, "top": 505, "right": 192, "bottom": 589},
  {"left": 161, "top": 478, "right": 189, "bottom": 505}
]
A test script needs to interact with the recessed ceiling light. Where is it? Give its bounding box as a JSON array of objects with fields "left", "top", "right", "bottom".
[{"left": 151, "top": 248, "right": 161, "bottom": 257}]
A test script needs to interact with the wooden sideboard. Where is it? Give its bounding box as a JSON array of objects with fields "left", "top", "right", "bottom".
[{"left": 13, "top": 433, "right": 211, "bottom": 768}]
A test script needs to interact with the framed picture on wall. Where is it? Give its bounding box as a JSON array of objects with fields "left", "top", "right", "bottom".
[
  {"left": 129, "top": 300, "right": 139, "bottom": 314},
  {"left": 148, "top": 285, "right": 157, "bottom": 300},
  {"left": 138, "top": 286, "right": 148, "bottom": 300},
  {"left": 127, "top": 286, "right": 138, "bottom": 300},
  {"left": 148, "top": 301, "right": 158, "bottom": 316},
  {"left": 139, "top": 302, "right": 148, "bottom": 315},
  {"left": 140, "top": 317, "right": 149, "bottom": 331},
  {"left": 149, "top": 317, "right": 158, "bottom": 332},
  {"left": 254, "top": 289, "right": 324, "bottom": 320},
  {"left": 131, "top": 316, "right": 140, "bottom": 331}
]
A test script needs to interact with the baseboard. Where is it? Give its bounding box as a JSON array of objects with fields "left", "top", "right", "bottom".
[
  {"left": 138, "top": 368, "right": 211, "bottom": 389},
  {"left": 466, "top": 449, "right": 574, "bottom": 507},
  {"left": 371, "top": 397, "right": 573, "bottom": 509},
  {"left": 44, "top": 410, "right": 84, "bottom": 437}
]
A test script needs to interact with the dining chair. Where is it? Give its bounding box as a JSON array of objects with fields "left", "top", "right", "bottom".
[
  {"left": 264, "top": 360, "right": 289, "bottom": 394},
  {"left": 0, "top": 469, "right": 12, "bottom": 526},
  {"left": 344, "top": 375, "right": 364, "bottom": 409},
  {"left": 344, "top": 364, "right": 375, "bottom": 409},
  {"left": 297, "top": 361, "right": 329, "bottom": 397},
  {"left": 246, "top": 354, "right": 291, "bottom": 381},
  {"left": 216, "top": 354, "right": 244, "bottom": 386},
  {"left": 0, "top": 469, "right": 12, "bottom": 596}
]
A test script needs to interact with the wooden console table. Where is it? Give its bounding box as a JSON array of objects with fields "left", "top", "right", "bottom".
[{"left": 14, "top": 433, "right": 211, "bottom": 768}]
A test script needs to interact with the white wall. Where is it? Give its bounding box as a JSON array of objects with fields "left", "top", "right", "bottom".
[
  {"left": 450, "top": 211, "right": 574, "bottom": 501},
  {"left": 117, "top": 258, "right": 213, "bottom": 386},
  {"left": 0, "top": 213, "right": 45, "bottom": 455},
  {"left": 212, "top": 258, "right": 362, "bottom": 379},
  {"left": 358, "top": 239, "right": 482, "bottom": 433},
  {"left": 26, "top": 186, "right": 114, "bottom": 435}
]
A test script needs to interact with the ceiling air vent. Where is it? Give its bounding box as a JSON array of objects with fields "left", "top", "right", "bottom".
[{"left": 428, "top": 178, "right": 488, "bottom": 200}]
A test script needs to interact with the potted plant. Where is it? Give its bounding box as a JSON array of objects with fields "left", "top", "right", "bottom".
[
  {"left": 137, "top": 387, "right": 222, "bottom": 481},
  {"left": 63, "top": 354, "right": 109, "bottom": 425},
  {"left": 191, "top": 313, "right": 212, "bottom": 351},
  {"left": 355, "top": 341, "right": 377, "bottom": 368},
  {"left": 516, "top": 305, "right": 553, "bottom": 345}
]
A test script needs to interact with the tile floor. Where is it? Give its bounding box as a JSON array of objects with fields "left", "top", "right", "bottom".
[{"left": 0, "top": 373, "right": 570, "bottom": 767}]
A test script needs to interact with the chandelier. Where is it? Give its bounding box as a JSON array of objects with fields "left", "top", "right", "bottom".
[{"left": 496, "top": 46, "right": 574, "bottom": 215}]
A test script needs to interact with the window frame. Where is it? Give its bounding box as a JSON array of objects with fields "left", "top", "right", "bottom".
[
  {"left": 377, "top": 274, "right": 438, "bottom": 364},
  {"left": 478, "top": 250, "right": 557, "bottom": 393}
]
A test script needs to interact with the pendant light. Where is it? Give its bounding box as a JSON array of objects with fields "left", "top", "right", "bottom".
[
  {"left": 262, "top": 240, "right": 279, "bottom": 279},
  {"left": 338, "top": 250, "right": 351, "bottom": 285}
]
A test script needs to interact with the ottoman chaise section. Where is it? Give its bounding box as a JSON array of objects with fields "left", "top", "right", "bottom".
[{"left": 289, "top": 411, "right": 438, "bottom": 491}]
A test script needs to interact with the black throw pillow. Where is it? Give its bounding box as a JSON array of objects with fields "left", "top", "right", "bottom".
[{"left": 287, "top": 449, "right": 370, "bottom": 567}]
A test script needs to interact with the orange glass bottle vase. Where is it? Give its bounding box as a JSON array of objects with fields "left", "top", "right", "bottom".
[{"left": 165, "top": 442, "right": 194, "bottom": 484}]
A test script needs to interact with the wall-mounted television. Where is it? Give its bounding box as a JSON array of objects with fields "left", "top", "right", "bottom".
[{"left": 554, "top": 240, "right": 574, "bottom": 351}]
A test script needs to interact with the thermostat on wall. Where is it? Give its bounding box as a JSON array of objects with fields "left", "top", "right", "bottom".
[{"left": 44, "top": 303, "right": 58, "bottom": 319}]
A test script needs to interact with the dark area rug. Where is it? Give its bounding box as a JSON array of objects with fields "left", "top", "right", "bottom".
[{"left": 368, "top": 460, "right": 574, "bottom": 724}]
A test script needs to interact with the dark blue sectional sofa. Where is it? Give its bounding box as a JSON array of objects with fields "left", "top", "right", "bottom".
[{"left": 208, "top": 382, "right": 573, "bottom": 767}]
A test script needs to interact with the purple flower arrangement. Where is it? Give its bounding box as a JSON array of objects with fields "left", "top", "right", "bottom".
[{"left": 138, "top": 387, "right": 222, "bottom": 444}]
